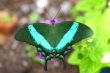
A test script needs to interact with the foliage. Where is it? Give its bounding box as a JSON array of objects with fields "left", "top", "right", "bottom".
[{"left": 68, "top": 0, "right": 110, "bottom": 73}]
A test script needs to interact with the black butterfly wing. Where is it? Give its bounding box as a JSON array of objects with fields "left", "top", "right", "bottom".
[
  {"left": 72, "top": 22, "right": 93, "bottom": 44},
  {"left": 15, "top": 26, "right": 37, "bottom": 46}
]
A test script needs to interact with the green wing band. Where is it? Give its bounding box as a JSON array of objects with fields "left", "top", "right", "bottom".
[
  {"left": 56, "top": 22, "right": 79, "bottom": 51},
  {"left": 28, "top": 24, "right": 53, "bottom": 51}
]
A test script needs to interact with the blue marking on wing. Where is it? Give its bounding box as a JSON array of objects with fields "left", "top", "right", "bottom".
[
  {"left": 56, "top": 22, "right": 79, "bottom": 51},
  {"left": 28, "top": 25, "right": 53, "bottom": 51}
]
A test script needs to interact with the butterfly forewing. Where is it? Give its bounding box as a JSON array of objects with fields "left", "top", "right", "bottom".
[
  {"left": 54, "top": 21, "right": 93, "bottom": 51},
  {"left": 72, "top": 22, "right": 93, "bottom": 44},
  {"left": 15, "top": 26, "right": 37, "bottom": 46}
]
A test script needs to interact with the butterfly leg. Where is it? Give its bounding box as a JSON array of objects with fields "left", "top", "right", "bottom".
[
  {"left": 44, "top": 59, "right": 48, "bottom": 71},
  {"left": 59, "top": 55, "right": 66, "bottom": 70},
  {"left": 62, "top": 58, "right": 66, "bottom": 70},
  {"left": 44, "top": 56, "right": 51, "bottom": 71},
  {"left": 62, "top": 47, "right": 75, "bottom": 70}
]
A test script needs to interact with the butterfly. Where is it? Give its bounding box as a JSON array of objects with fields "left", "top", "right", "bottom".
[{"left": 15, "top": 18, "right": 93, "bottom": 71}]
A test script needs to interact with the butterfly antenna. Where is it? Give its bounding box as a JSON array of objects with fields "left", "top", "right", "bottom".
[
  {"left": 44, "top": 7, "right": 52, "bottom": 19},
  {"left": 53, "top": 6, "right": 61, "bottom": 19},
  {"left": 53, "top": 0, "right": 63, "bottom": 19}
]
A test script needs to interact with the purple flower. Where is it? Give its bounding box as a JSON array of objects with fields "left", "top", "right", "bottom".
[
  {"left": 38, "top": 53, "right": 44, "bottom": 59},
  {"left": 44, "top": 18, "right": 61, "bottom": 24},
  {"left": 50, "top": 58, "right": 56, "bottom": 63}
]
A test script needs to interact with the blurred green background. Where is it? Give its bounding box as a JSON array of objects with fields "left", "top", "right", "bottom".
[{"left": 0, "top": 0, "right": 110, "bottom": 73}]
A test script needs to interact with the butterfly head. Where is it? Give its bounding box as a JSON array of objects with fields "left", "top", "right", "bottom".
[
  {"left": 44, "top": 18, "right": 61, "bottom": 24},
  {"left": 51, "top": 19, "right": 55, "bottom": 25}
]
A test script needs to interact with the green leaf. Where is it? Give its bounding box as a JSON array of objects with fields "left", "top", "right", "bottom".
[{"left": 69, "top": 0, "right": 110, "bottom": 73}]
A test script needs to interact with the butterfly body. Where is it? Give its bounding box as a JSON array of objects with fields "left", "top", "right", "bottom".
[{"left": 15, "top": 18, "right": 93, "bottom": 70}]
